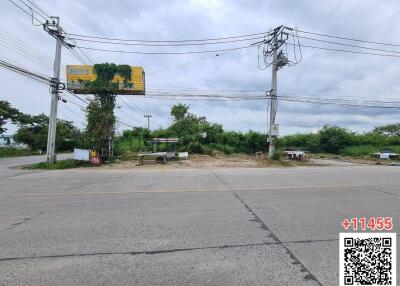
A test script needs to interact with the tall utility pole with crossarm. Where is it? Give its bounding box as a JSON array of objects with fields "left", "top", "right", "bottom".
[
  {"left": 253, "top": 26, "right": 302, "bottom": 158},
  {"left": 41, "top": 17, "right": 78, "bottom": 164},
  {"left": 45, "top": 17, "right": 62, "bottom": 164},
  {"left": 268, "top": 30, "right": 279, "bottom": 158}
]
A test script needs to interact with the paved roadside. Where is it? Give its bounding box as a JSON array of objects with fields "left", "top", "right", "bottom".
[{"left": 0, "top": 153, "right": 72, "bottom": 169}]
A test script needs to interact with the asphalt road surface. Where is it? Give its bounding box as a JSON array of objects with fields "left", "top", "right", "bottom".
[
  {"left": 0, "top": 153, "right": 72, "bottom": 169},
  {"left": 0, "top": 157, "right": 399, "bottom": 285}
]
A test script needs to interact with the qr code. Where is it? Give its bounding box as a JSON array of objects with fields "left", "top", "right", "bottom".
[{"left": 340, "top": 233, "right": 396, "bottom": 286}]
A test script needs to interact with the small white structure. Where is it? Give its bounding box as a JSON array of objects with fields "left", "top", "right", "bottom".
[
  {"left": 178, "top": 152, "right": 189, "bottom": 160},
  {"left": 283, "top": 150, "right": 306, "bottom": 160},
  {"left": 73, "top": 148, "right": 90, "bottom": 161},
  {"left": 373, "top": 150, "right": 399, "bottom": 160}
]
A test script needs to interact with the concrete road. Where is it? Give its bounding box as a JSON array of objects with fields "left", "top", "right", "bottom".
[
  {"left": 0, "top": 153, "right": 72, "bottom": 180},
  {"left": 0, "top": 160, "right": 399, "bottom": 285},
  {"left": 0, "top": 153, "right": 72, "bottom": 169}
]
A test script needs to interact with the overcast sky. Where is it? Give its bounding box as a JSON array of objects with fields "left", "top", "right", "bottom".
[{"left": 1, "top": 0, "right": 400, "bottom": 135}]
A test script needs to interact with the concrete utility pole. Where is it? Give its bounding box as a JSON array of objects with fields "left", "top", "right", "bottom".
[
  {"left": 268, "top": 32, "right": 278, "bottom": 158},
  {"left": 46, "top": 17, "right": 62, "bottom": 164},
  {"left": 254, "top": 26, "right": 300, "bottom": 158},
  {"left": 144, "top": 114, "right": 152, "bottom": 130}
]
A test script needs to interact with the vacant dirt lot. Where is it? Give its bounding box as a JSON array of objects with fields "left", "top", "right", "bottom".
[{"left": 102, "top": 154, "right": 325, "bottom": 170}]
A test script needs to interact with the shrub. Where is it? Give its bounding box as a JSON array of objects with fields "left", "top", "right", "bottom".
[
  {"left": 341, "top": 145, "right": 378, "bottom": 157},
  {"left": 272, "top": 150, "right": 282, "bottom": 161},
  {"left": 0, "top": 147, "right": 31, "bottom": 158},
  {"left": 187, "top": 142, "right": 206, "bottom": 154}
]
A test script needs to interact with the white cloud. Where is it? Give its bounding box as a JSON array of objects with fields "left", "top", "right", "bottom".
[{"left": 1, "top": 0, "right": 400, "bottom": 135}]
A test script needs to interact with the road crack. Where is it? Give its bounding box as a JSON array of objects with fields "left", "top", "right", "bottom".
[
  {"left": 0, "top": 238, "right": 338, "bottom": 262},
  {"left": 233, "top": 192, "right": 323, "bottom": 286},
  {"left": 4, "top": 211, "right": 46, "bottom": 231}
]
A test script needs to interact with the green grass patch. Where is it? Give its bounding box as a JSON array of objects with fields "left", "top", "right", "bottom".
[
  {"left": 341, "top": 145, "right": 378, "bottom": 157},
  {"left": 341, "top": 145, "right": 400, "bottom": 157},
  {"left": 24, "top": 159, "right": 91, "bottom": 170},
  {"left": 0, "top": 147, "right": 32, "bottom": 158}
]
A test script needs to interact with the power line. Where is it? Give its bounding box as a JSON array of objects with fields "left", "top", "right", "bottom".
[
  {"left": 59, "top": 100, "right": 86, "bottom": 117},
  {"left": 0, "top": 58, "right": 51, "bottom": 84},
  {"left": 0, "top": 38, "right": 53, "bottom": 70},
  {"left": 63, "top": 90, "right": 90, "bottom": 105},
  {"left": 71, "top": 27, "right": 400, "bottom": 58},
  {"left": 116, "top": 119, "right": 134, "bottom": 128},
  {"left": 67, "top": 27, "right": 400, "bottom": 49},
  {"left": 147, "top": 94, "right": 400, "bottom": 109},
  {"left": 9, "top": 0, "right": 95, "bottom": 65},
  {"left": 75, "top": 46, "right": 95, "bottom": 64},
  {"left": 67, "top": 34, "right": 267, "bottom": 47},
  {"left": 120, "top": 97, "right": 146, "bottom": 113},
  {"left": 16, "top": 0, "right": 49, "bottom": 22},
  {"left": 297, "top": 35, "right": 400, "bottom": 55},
  {"left": 144, "top": 88, "right": 400, "bottom": 105},
  {"left": 147, "top": 53, "right": 223, "bottom": 75},
  {"left": 117, "top": 97, "right": 147, "bottom": 124},
  {"left": 65, "top": 30, "right": 271, "bottom": 43},
  {"left": 279, "top": 92, "right": 400, "bottom": 105},
  {"left": 0, "top": 30, "right": 54, "bottom": 63},
  {"left": 58, "top": 112, "right": 85, "bottom": 128},
  {"left": 277, "top": 96, "right": 400, "bottom": 109},
  {"left": 287, "top": 42, "right": 400, "bottom": 58},
  {"left": 76, "top": 44, "right": 256, "bottom": 55},
  {"left": 116, "top": 104, "right": 144, "bottom": 124},
  {"left": 24, "top": 0, "right": 52, "bottom": 20},
  {"left": 139, "top": 90, "right": 400, "bottom": 109},
  {"left": 0, "top": 33, "right": 54, "bottom": 69},
  {"left": 67, "top": 46, "right": 88, "bottom": 64},
  {"left": 297, "top": 29, "right": 400, "bottom": 48},
  {"left": 62, "top": 95, "right": 87, "bottom": 110},
  {"left": 7, "top": 0, "right": 44, "bottom": 24},
  {"left": 64, "top": 90, "right": 137, "bottom": 128}
]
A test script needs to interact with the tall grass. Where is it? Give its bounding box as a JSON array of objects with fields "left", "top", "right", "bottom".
[
  {"left": 0, "top": 147, "right": 31, "bottom": 158},
  {"left": 24, "top": 159, "right": 91, "bottom": 170},
  {"left": 341, "top": 145, "right": 378, "bottom": 157},
  {"left": 341, "top": 145, "right": 400, "bottom": 157}
]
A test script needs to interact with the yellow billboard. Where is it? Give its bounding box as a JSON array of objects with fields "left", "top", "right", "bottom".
[{"left": 66, "top": 65, "right": 145, "bottom": 95}]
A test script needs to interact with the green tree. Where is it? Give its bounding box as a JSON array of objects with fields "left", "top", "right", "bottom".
[
  {"left": 373, "top": 123, "right": 400, "bottom": 137},
  {"left": 14, "top": 114, "right": 81, "bottom": 151},
  {"left": 0, "top": 101, "right": 21, "bottom": 134},
  {"left": 84, "top": 63, "right": 131, "bottom": 155},
  {"left": 170, "top": 103, "right": 189, "bottom": 121},
  {"left": 319, "top": 125, "right": 354, "bottom": 154}
]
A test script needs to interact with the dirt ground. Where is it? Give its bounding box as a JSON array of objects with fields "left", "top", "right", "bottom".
[{"left": 102, "top": 154, "right": 320, "bottom": 170}]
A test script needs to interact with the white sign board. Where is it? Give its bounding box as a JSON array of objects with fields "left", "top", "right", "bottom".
[
  {"left": 73, "top": 148, "right": 90, "bottom": 161},
  {"left": 270, "top": 124, "right": 279, "bottom": 136}
]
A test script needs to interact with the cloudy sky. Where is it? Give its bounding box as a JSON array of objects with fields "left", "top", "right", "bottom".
[{"left": 1, "top": 0, "right": 400, "bottom": 135}]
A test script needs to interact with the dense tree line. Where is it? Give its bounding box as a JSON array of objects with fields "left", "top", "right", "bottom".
[
  {"left": 1, "top": 101, "right": 82, "bottom": 152},
  {"left": 278, "top": 125, "right": 400, "bottom": 155},
  {"left": 3, "top": 100, "right": 400, "bottom": 157},
  {"left": 115, "top": 104, "right": 400, "bottom": 157}
]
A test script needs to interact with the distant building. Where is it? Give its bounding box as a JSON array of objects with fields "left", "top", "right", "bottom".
[{"left": 0, "top": 135, "right": 28, "bottom": 149}]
